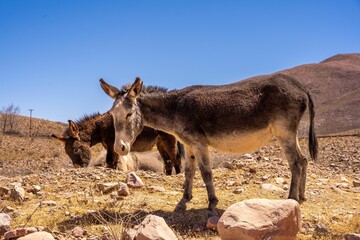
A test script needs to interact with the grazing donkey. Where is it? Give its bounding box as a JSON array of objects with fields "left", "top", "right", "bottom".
[
  {"left": 100, "top": 74, "right": 318, "bottom": 215},
  {"left": 52, "top": 112, "right": 184, "bottom": 174}
]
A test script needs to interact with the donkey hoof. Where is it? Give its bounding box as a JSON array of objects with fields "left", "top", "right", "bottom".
[
  {"left": 206, "top": 209, "right": 218, "bottom": 218},
  {"left": 299, "top": 196, "right": 307, "bottom": 203},
  {"left": 174, "top": 200, "right": 187, "bottom": 212}
]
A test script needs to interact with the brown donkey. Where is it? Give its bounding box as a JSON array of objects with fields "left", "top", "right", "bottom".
[
  {"left": 52, "top": 112, "right": 184, "bottom": 174},
  {"left": 100, "top": 74, "right": 318, "bottom": 215}
]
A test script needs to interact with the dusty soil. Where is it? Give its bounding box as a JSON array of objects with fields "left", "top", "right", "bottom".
[{"left": 0, "top": 134, "right": 359, "bottom": 239}]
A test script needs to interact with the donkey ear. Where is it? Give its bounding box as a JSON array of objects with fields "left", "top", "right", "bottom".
[
  {"left": 68, "top": 120, "right": 80, "bottom": 139},
  {"left": 100, "top": 78, "right": 120, "bottom": 99},
  {"left": 128, "top": 77, "right": 143, "bottom": 99},
  {"left": 51, "top": 134, "right": 66, "bottom": 143}
]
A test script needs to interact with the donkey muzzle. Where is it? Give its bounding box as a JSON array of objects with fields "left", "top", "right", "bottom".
[{"left": 115, "top": 139, "right": 131, "bottom": 156}]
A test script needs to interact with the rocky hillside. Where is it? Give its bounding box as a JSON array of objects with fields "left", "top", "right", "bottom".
[{"left": 280, "top": 53, "right": 360, "bottom": 136}]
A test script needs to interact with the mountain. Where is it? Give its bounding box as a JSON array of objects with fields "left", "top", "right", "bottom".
[{"left": 279, "top": 53, "right": 360, "bottom": 136}]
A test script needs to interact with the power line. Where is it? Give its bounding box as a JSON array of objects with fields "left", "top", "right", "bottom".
[{"left": 28, "top": 109, "right": 34, "bottom": 138}]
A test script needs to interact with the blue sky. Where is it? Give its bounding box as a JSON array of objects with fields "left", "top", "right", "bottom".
[{"left": 1, "top": 1, "right": 359, "bottom": 123}]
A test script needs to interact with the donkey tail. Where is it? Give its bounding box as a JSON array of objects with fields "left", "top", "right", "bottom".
[{"left": 307, "top": 92, "right": 318, "bottom": 161}]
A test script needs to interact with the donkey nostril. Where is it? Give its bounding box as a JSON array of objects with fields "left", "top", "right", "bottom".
[{"left": 121, "top": 145, "right": 126, "bottom": 152}]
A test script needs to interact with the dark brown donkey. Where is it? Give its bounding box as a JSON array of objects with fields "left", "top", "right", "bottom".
[
  {"left": 52, "top": 112, "right": 184, "bottom": 174},
  {"left": 100, "top": 74, "right": 318, "bottom": 215}
]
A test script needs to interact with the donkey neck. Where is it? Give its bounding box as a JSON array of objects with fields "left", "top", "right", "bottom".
[
  {"left": 137, "top": 92, "right": 177, "bottom": 134},
  {"left": 77, "top": 113, "right": 111, "bottom": 146}
]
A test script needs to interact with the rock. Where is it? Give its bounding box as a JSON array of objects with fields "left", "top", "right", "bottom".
[
  {"left": 3, "top": 227, "right": 37, "bottom": 239},
  {"left": 2, "top": 206, "right": 15, "bottom": 213},
  {"left": 243, "top": 154, "right": 253, "bottom": 160},
  {"left": 123, "top": 228, "right": 137, "bottom": 240},
  {"left": 71, "top": 226, "right": 85, "bottom": 237},
  {"left": 42, "top": 201, "right": 57, "bottom": 206},
  {"left": 314, "top": 223, "right": 329, "bottom": 236},
  {"left": 97, "top": 182, "right": 119, "bottom": 194},
  {"left": 117, "top": 182, "right": 130, "bottom": 196},
  {"left": 224, "top": 161, "right": 235, "bottom": 170},
  {"left": 127, "top": 172, "right": 144, "bottom": 188},
  {"left": 0, "top": 213, "right": 11, "bottom": 236},
  {"left": 275, "top": 177, "right": 286, "bottom": 184},
  {"left": 353, "top": 180, "right": 360, "bottom": 187},
  {"left": 148, "top": 186, "right": 165, "bottom": 192},
  {"left": 10, "top": 185, "right": 25, "bottom": 202},
  {"left": 218, "top": 199, "right": 301, "bottom": 240},
  {"left": 344, "top": 233, "right": 360, "bottom": 240},
  {"left": 135, "top": 214, "right": 178, "bottom": 240},
  {"left": 261, "top": 183, "right": 286, "bottom": 193},
  {"left": 233, "top": 187, "right": 244, "bottom": 194},
  {"left": 0, "top": 187, "right": 10, "bottom": 197},
  {"left": 206, "top": 216, "right": 219, "bottom": 230},
  {"left": 17, "top": 231, "right": 55, "bottom": 240}
]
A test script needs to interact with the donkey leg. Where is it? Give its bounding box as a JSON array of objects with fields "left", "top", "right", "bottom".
[
  {"left": 175, "top": 146, "right": 195, "bottom": 211},
  {"left": 197, "top": 147, "right": 218, "bottom": 215},
  {"left": 156, "top": 138, "right": 173, "bottom": 175},
  {"left": 279, "top": 137, "right": 307, "bottom": 202},
  {"left": 297, "top": 138, "right": 308, "bottom": 201}
]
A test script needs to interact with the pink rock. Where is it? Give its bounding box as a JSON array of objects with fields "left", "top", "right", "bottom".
[
  {"left": 127, "top": 172, "right": 144, "bottom": 188},
  {"left": 206, "top": 216, "right": 219, "bottom": 230},
  {"left": 135, "top": 214, "right": 178, "bottom": 240},
  {"left": 218, "top": 199, "right": 301, "bottom": 240},
  {"left": 17, "top": 231, "right": 55, "bottom": 240},
  {"left": 71, "top": 226, "right": 84, "bottom": 237}
]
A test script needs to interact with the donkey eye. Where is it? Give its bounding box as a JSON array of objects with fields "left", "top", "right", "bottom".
[{"left": 74, "top": 149, "right": 81, "bottom": 154}]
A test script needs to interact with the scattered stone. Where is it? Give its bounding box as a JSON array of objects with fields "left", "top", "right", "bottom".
[
  {"left": 135, "top": 214, "right": 178, "bottom": 240},
  {"left": 262, "top": 175, "right": 270, "bottom": 181},
  {"left": 314, "top": 223, "right": 329, "bottom": 236},
  {"left": 344, "top": 233, "right": 360, "bottom": 240},
  {"left": 243, "top": 154, "right": 253, "bottom": 159},
  {"left": 127, "top": 172, "right": 144, "bottom": 188},
  {"left": 2, "top": 206, "right": 15, "bottom": 213},
  {"left": 218, "top": 199, "right": 300, "bottom": 240},
  {"left": 123, "top": 228, "right": 137, "bottom": 240},
  {"left": 261, "top": 183, "right": 286, "bottom": 193},
  {"left": 42, "top": 201, "right": 57, "bottom": 206},
  {"left": 71, "top": 226, "right": 85, "bottom": 237},
  {"left": 3, "top": 227, "right": 37, "bottom": 239},
  {"left": 0, "top": 187, "right": 10, "bottom": 197},
  {"left": 353, "top": 180, "right": 360, "bottom": 187},
  {"left": 233, "top": 187, "right": 244, "bottom": 194},
  {"left": 148, "top": 186, "right": 165, "bottom": 192},
  {"left": 117, "top": 182, "right": 130, "bottom": 196},
  {"left": 275, "top": 177, "right": 286, "bottom": 184},
  {"left": 17, "top": 231, "right": 55, "bottom": 240},
  {"left": 97, "top": 182, "right": 119, "bottom": 194},
  {"left": 206, "top": 216, "right": 219, "bottom": 230},
  {"left": 0, "top": 213, "right": 11, "bottom": 236},
  {"left": 10, "top": 185, "right": 25, "bottom": 202},
  {"left": 223, "top": 161, "right": 235, "bottom": 170}
]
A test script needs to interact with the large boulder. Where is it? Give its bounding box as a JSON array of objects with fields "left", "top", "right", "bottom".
[
  {"left": 135, "top": 214, "right": 178, "bottom": 240},
  {"left": 218, "top": 198, "right": 301, "bottom": 240}
]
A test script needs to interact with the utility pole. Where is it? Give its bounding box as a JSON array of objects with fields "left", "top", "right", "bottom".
[{"left": 28, "top": 109, "right": 34, "bottom": 138}]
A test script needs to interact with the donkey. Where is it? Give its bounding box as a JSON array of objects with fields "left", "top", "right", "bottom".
[
  {"left": 52, "top": 112, "right": 184, "bottom": 175},
  {"left": 100, "top": 74, "right": 318, "bottom": 215}
]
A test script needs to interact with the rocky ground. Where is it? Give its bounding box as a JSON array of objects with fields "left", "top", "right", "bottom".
[{"left": 0, "top": 134, "right": 359, "bottom": 239}]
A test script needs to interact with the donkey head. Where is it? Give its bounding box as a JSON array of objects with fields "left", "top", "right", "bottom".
[
  {"left": 100, "top": 77, "right": 144, "bottom": 156},
  {"left": 52, "top": 120, "right": 92, "bottom": 167}
]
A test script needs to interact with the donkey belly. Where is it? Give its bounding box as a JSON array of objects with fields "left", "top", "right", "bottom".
[{"left": 207, "top": 127, "right": 273, "bottom": 153}]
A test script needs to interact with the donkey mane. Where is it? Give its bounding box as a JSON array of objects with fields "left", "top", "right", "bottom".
[
  {"left": 122, "top": 84, "right": 167, "bottom": 95},
  {"left": 75, "top": 112, "right": 103, "bottom": 127}
]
